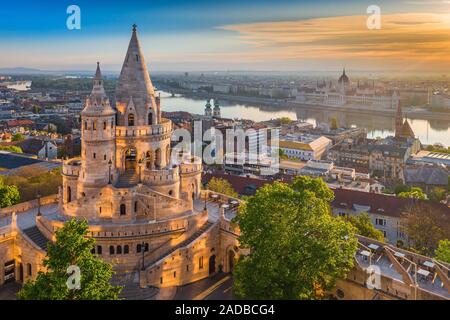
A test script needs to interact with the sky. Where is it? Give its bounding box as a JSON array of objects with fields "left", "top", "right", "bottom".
[{"left": 2, "top": 0, "right": 450, "bottom": 72}]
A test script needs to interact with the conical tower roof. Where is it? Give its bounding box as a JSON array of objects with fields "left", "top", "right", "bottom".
[
  {"left": 82, "top": 62, "right": 115, "bottom": 116},
  {"left": 115, "top": 24, "right": 155, "bottom": 120}
]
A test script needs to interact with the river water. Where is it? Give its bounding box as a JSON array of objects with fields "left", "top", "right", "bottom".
[{"left": 159, "top": 91, "right": 450, "bottom": 147}]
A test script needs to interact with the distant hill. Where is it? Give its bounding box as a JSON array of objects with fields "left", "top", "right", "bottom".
[
  {"left": 0, "top": 67, "right": 49, "bottom": 75},
  {"left": 0, "top": 67, "right": 120, "bottom": 77}
]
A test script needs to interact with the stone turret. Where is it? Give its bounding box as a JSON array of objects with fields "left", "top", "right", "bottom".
[
  {"left": 115, "top": 24, "right": 159, "bottom": 126},
  {"left": 79, "top": 62, "right": 117, "bottom": 193}
]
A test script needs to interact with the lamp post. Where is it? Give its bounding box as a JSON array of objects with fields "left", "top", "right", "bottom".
[
  {"left": 108, "top": 159, "right": 112, "bottom": 184},
  {"left": 138, "top": 158, "right": 143, "bottom": 183},
  {"left": 37, "top": 192, "right": 42, "bottom": 216}
]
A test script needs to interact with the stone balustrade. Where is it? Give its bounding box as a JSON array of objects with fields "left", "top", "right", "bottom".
[
  {"left": 116, "top": 118, "right": 172, "bottom": 138},
  {"left": 142, "top": 166, "right": 180, "bottom": 185},
  {"left": 62, "top": 158, "right": 81, "bottom": 177}
]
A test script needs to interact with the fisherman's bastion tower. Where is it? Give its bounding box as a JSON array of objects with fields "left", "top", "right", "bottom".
[{"left": 0, "top": 26, "right": 241, "bottom": 294}]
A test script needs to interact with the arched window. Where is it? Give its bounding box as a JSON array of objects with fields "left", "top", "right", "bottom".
[
  {"left": 84, "top": 121, "right": 87, "bottom": 130},
  {"left": 93, "top": 121, "right": 97, "bottom": 131},
  {"left": 128, "top": 113, "right": 135, "bottom": 126},
  {"left": 134, "top": 201, "right": 138, "bottom": 213},
  {"left": 27, "top": 263, "right": 32, "bottom": 277},
  {"left": 67, "top": 186, "right": 71, "bottom": 202},
  {"left": 103, "top": 121, "right": 107, "bottom": 130},
  {"left": 109, "top": 246, "right": 115, "bottom": 255},
  {"left": 168, "top": 190, "right": 173, "bottom": 196},
  {"left": 120, "top": 204, "right": 126, "bottom": 216},
  {"left": 124, "top": 245, "right": 129, "bottom": 254},
  {"left": 137, "top": 244, "right": 142, "bottom": 253},
  {"left": 117, "top": 245, "right": 122, "bottom": 254},
  {"left": 97, "top": 245, "right": 102, "bottom": 255},
  {"left": 148, "top": 112, "right": 153, "bottom": 125},
  {"left": 144, "top": 243, "right": 149, "bottom": 252}
]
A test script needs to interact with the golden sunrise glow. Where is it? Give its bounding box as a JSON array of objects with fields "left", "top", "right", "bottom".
[{"left": 219, "top": 13, "right": 450, "bottom": 71}]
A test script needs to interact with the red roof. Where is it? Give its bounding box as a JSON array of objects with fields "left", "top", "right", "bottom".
[
  {"left": 202, "top": 172, "right": 268, "bottom": 195},
  {"left": 6, "top": 119, "right": 35, "bottom": 127},
  {"left": 203, "top": 172, "right": 450, "bottom": 219},
  {"left": 331, "top": 188, "right": 450, "bottom": 218}
]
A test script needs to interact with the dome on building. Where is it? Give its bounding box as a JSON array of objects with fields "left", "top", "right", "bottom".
[{"left": 338, "top": 68, "right": 349, "bottom": 85}]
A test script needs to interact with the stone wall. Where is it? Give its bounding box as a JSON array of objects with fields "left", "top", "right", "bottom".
[{"left": 0, "top": 194, "right": 58, "bottom": 218}]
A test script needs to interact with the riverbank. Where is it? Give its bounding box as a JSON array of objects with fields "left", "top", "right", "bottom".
[{"left": 157, "top": 85, "right": 450, "bottom": 121}]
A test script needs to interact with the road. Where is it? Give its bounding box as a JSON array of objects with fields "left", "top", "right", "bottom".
[{"left": 174, "top": 272, "right": 234, "bottom": 300}]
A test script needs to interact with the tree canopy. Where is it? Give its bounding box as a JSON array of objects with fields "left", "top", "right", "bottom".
[
  {"left": 233, "top": 176, "right": 358, "bottom": 299},
  {"left": 398, "top": 187, "right": 427, "bottom": 200},
  {"left": 12, "top": 133, "right": 25, "bottom": 142},
  {"left": 402, "top": 203, "right": 450, "bottom": 256},
  {"left": 206, "top": 177, "right": 238, "bottom": 198},
  {"left": 0, "top": 182, "right": 20, "bottom": 208},
  {"left": 435, "top": 239, "right": 450, "bottom": 263},
  {"left": 0, "top": 145, "right": 23, "bottom": 153},
  {"left": 18, "top": 219, "right": 121, "bottom": 300}
]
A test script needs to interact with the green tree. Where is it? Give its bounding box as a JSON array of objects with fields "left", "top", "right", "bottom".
[
  {"left": 18, "top": 219, "right": 122, "bottom": 300},
  {"left": 278, "top": 117, "right": 292, "bottom": 125},
  {"left": 402, "top": 203, "right": 450, "bottom": 256},
  {"left": 12, "top": 133, "right": 25, "bottom": 142},
  {"left": 435, "top": 239, "right": 450, "bottom": 263},
  {"left": 428, "top": 187, "right": 447, "bottom": 203},
  {"left": 394, "top": 183, "right": 410, "bottom": 195},
  {"left": 344, "top": 213, "right": 384, "bottom": 241},
  {"left": 0, "top": 184, "right": 21, "bottom": 208},
  {"left": 0, "top": 145, "right": 23, "bottom": 153},
  {"left": 233, "top": 177, "right": 358, "bottom": 299},
  {"left": 207, "top": 177, "right": 238, "bottom": 198},
  {"left": 278, "top": 148, "right": 289, "bottom": 160},
  {"left": 398, "top": 187, "right": 426, "bottom": 200}
]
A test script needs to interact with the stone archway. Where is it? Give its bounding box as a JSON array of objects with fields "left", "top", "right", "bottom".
[
  {"left": 154, "top": 148, "right": 161, "bottom": 169},
  {"left": 145, "top": 151, "right": 153, "bottom": 169},
  {"left": 209, "top": 255, "right": 216, "bottom": 275},
  {"left": 125, "top": 148, "right": 137, "bottom": 170},
  {"left": 227, "top": 250, "right": 236, "bottom": 273}
]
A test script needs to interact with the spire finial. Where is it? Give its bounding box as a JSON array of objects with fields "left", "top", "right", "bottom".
[
  {"left": 132, "top": 24, "right": 137, "bottom": 32},
  {"left": 94, "top": 62, "right": 102, "bottom": 80}
]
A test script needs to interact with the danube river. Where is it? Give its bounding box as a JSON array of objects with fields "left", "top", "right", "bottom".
[{"left": 159, "top": 91, "right": 450, "bottom": 147}]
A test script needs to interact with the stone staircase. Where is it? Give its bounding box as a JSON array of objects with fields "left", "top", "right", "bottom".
[
  {"left": 145, "top": 221, "right": 214, "bottom": 269},
  {"left": 116, "top": 170, "right": 139, "bottom": 188},
  {"left": 22, "top": 226, "right": 50, "bottom": 251}
]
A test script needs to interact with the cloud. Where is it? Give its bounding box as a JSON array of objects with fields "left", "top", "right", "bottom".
[{"left": 219, "top": 13, "right": 450, "bottom": 71}]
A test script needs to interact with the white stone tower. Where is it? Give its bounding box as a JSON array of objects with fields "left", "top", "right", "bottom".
[
  {"left": 78, "top": 62, "right": 117, "bottom": 194},
  {"left": 204, "top": 99, "right": 212, "bottom": 118},
  {"left": 213, "top": 99, "right": 221, "bottom": 118}
]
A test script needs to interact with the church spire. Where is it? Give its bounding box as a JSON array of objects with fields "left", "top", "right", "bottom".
[
  {"left": 91, "top": 62, "right": 105, "bottom": 97},
  {"left": 115, "top": 24, "right": 157, "bottom": 126}
]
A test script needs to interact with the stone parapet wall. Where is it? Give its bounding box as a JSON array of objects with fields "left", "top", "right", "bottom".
[{"left": 0, "top": 194, "right": 58, "bottom": 218}]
